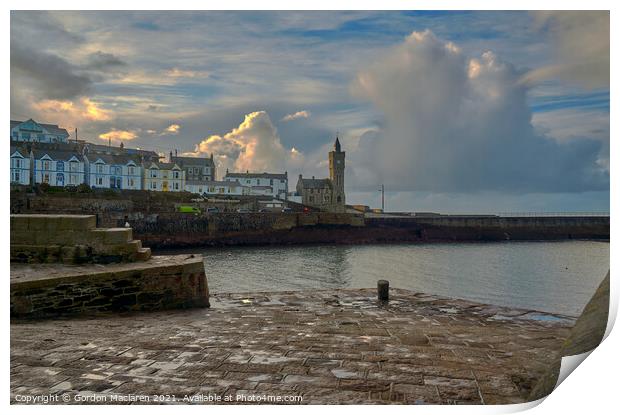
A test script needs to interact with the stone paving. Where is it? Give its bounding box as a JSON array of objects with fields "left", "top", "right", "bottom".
[{"left": 11, "top": 288, "right": 574, "bottom": 405}]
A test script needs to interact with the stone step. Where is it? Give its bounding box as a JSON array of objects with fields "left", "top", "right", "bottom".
[
  {"left": 135, "top": 247, "right": 151, "bottom": 261},
  {"left": 90, "top": 228, "right": 133, "bottom": 244}
]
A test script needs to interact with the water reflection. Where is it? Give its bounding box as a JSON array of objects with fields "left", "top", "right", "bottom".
[{"left": 198, "top": 241, "right": 609, "bottom": 317}]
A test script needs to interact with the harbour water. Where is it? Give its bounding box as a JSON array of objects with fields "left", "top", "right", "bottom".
[{"left": 192, "top": 240, "right": 609, "bottom": 317}]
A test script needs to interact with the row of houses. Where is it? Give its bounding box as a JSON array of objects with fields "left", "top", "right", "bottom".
[{"left": 10, "top": 119, "right": 289, "bottom": 198}]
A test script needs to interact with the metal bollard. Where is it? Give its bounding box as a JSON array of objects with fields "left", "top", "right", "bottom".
[{"left": 378, "top": 280, "right": 389, "bottom": 302}]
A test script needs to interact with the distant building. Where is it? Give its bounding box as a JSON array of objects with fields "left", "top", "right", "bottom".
[
  {"left": 11, "top": 119, "right": 70, "bottom": 143},
  {"left": 185, "top": 179, "right": 249, "bottom": 196},
  {"left": 84, "top": 152, "right": 142, "bottom": 190},
  {"left": 296, "top": 136, "right": 346, "bottom": 212},
  {"left": 170, "top": 153, "right": 216, "bottom": 182},
  {"left": 84, "top": 142, "right": 161, "bottom": 163},
  {"left": 142, "top": 161, "right": 185, "bottom": 192},
  {"left": 10, "top": 145, "right": 31, "bottom": 185},
  {"left": 224, "top": 171, "right": 288, "bottom": 199},
  {"left": 32, "top": 146, "right": 86, "bottom": 187}
]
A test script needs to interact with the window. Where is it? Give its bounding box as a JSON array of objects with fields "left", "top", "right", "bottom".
[
  {"left": 97, "top": 177, "right": 103, "bottom": 186},
  {"left": 57, "top": 161, "right": 64, "bottom": 171},
  {"left": 173, "top": 171, "right": 179, "bottom": 179},
  {"left": 12, "top": 131, "right": 17, "bottom": 139},
  {"left": 43, "top": 160, "right": 50, "bottom": 170},
  {"left": 270, "top": 179, "right": 273, "bottom": 185},
  {"left": 129, "top": 178, "right": 134, "bottom": 187},
  {"left": 96, "top": 164, "right": 104, "bottom": 174},
  {"left": 151, "top": 181, "right": 157, "bottom": 189},
  {"left": 69, "top": 175, "right": 77, "bottom": 184},
  {"left": 129, "top": 166, "right": 135, "bottom": 175},
  {"left": 70, "top": 161, "right": 78, "bottom": 172},
  {"left": 23, "top": 132, "right": 31, "bottom": 140},
  {"left": 151, "top": 169, "right": 158, "bottom": 178},
  {"left": 43, "top": 173, "right": 50, "bottom": 183},
  {"left": 174, "top": 182, "right": 179, "bottom": 190},
  {"left": 12, "top": 171, "right": 20, "bottom": 182},
  {"left": 13, "top": 158, "right": 21, "bottom": 168}
]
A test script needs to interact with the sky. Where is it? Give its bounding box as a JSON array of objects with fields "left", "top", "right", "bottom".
[{"left": 10, "top": 11, "right": 610, "bottom": 213}]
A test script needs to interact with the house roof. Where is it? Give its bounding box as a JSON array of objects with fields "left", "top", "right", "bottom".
[
  {"left": 299, "top": 178, "right": 332, "bottom": 189},
  {"left": 85, "top": 143, "right": 161, "bottom": 160},
  {"left": 10, "top": 145, "right": 28, "bottom": 157},
  {"left": 11, "top": 119, "right": 70, "bottom": 137},
  {"left": 225, "top": 171, "right": 287, "bottom": 180},
  {"left": 87, "top": 153, "right": 140, "bottom": 165},
  {"left": 32, "top": 148, "right": 83, "bottom": 162},
  {"left": 171, "top": 156, "right": 215, "bottom": 167}
]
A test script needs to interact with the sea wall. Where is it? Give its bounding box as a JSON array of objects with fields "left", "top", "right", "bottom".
[
  {"left": 10, "top": 191, "right": 609, "bottom": 248},
  {"left": 10, "top": 255, "right": 209, "bottom": 318}
]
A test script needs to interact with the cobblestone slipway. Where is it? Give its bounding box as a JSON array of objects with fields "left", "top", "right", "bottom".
[{"left": 11, "top": 288, "right": 573, "bottom": 405}]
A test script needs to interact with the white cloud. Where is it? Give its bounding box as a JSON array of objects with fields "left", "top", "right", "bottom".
[
  {"left": 184, "top": 111, "right": 303, "bottom": 178},
  {"left": 164, "top": 123, "right": 181, "bottom": 134},
  {"left": 349, "top": 30, "right": 607, "bottom": 193},
  {"left": 98, "top": 129, "right": 137, "bottom": 143},
  {"left": 281, "top": 110, "right": 311, "bottom": 122}
]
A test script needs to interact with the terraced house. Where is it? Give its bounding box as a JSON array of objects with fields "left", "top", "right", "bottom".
[
  {"left": 170, "top": 153, "right": 216, "bottom": 182},
  {"left": 10, "top": 145, "right": 31, "bottom": 185},
  {"left": 84, "top": 153, "right": 142, "bottom": 190},
  {"left": 32, "top": 146, "right": 85, "bottom": 187},
  {"left": 143, "top": 161, "right": 185, "bottom": 192}
]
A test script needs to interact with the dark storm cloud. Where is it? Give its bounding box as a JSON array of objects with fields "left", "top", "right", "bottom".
[
  {"left": 86, "top": 51, "right": 127, "bottom": 69},
  {"left": 11, "top": 43, "right": 93, "bottom": 100}
]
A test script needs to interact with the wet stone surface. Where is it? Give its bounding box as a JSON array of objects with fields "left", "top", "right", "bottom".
[{"left": 11, "top": 288, "right": 574, "bottom": 405}]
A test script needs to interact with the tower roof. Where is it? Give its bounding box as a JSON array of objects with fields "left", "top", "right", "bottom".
[{"left": 334, "top": 136, "right": 341, "bottom": 152}]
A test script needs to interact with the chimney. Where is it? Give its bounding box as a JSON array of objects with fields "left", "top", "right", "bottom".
[
  {"left": 169, "top": 151, "right": 173, "bottom": 162},
  {"left": 175, "top": 148, "right": 178, "bottom": 156}
]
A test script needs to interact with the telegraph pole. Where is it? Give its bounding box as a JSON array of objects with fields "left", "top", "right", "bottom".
[{"left": 379, "top": 184, "right": 384, "bottom": 212}]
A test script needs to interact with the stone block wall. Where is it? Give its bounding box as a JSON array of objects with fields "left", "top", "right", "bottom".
[
  {"left": 10, "top": 255, "right": 209, "bottom": 318},
  {"left": 10, "top": 214, "right": 151, "bottom": 264}
]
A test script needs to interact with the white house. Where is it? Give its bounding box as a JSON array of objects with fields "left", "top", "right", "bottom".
[
  {"left": 84, "top": 153, "right": 142, "bottom": 190},
  {"left": 224, "top": 171, "right": 288, "bottom": 199},
  {"left": 11, "top": 119, "right": 70, "bottom": 143},
  {"left": 10, "top": 146, "right": 31, "bottom": 185},
  {"left": 143, "top": 161, "right": 185, "bottom": 192},
  {"left": 32, "top": 147, "right": 85, "bottom": 187},
  {"left": 185, "top": 179, "right": 249, "bottom": 196}
]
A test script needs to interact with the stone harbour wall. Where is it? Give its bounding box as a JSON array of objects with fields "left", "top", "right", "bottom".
[{"left": 10, "top": 255, "right": 209, "bottom": 318}]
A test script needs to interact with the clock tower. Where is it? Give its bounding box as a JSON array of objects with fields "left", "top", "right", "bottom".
[{"left": 329, "top": 136, "right": 345, "bottom": 211}]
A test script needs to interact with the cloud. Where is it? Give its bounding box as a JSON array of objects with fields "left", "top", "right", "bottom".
[
  {"left": 85, "top": 51, "right": 127, "bottom": 70},
  {"left": 523, "top": 11, "right": 609, "bottom": 89},
  {"left": 185, "top": 111, "right": 301, "bottom": 178},
  {"left": 165, "top": 68, "right": 209, "bottom": 78},
  {"left": 281, "top": 110, "right": 311, "bottom": 122},
  {"left": 33, "top": 98, "right": 111, "bottom": 122},
  {"left": 164, "top": 124, "right": 181, "bottom": 134},
  {"left": 99, "top": 129, "right": 138, "bottom": 143},
  {"left": 11, "top": 43, "right": 92, "bottom": 100},
  {"left": 350, "top": 30, "right": 608, "bottom": 193}
]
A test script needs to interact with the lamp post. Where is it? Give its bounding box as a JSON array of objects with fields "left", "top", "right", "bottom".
[{"left": 379, "top": 184, "right": 384, "bottom": 212}]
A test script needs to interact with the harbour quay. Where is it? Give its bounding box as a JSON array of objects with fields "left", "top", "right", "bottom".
[{"left": 11, "top": 288, "right": 576, "bottom": 405}]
